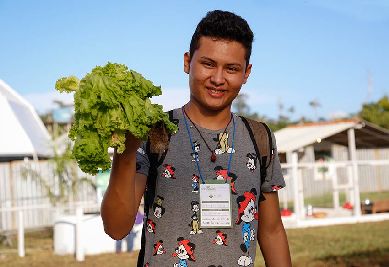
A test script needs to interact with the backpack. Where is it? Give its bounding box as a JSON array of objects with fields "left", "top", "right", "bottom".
[{"left": 137, "top": 110, "right": 274, "bottom": 267}]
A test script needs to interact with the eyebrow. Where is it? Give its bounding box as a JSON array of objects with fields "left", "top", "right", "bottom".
[
  {"left": 199, "top": 56, "right": 216, "bottom": 63},
  {"left": 199, "top": 56, "right": 243, "bottom": 67}
]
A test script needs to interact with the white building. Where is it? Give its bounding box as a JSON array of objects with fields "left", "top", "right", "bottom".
[
  {"left": 275, "top": 119, "right": 389, "bottom": 227},
  {"left": 0, "top": 80, "right": 52, "bottom": 161}
]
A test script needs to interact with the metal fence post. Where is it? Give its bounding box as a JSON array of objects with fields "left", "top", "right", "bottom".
[
  {"left": 348, "top": 128, "right": 362, "bottom": 217},
  {"left": 18, "top": 210, "right": 25, "bottom": 257},
  {"left": 75, "top": 206, "right": 84, "bottom": 261},
  {"left": 291, "top": 152, "right": 303, "bottom": 221}
]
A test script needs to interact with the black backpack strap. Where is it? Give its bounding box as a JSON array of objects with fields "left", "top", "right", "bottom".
[
  {"left": 240, "top": 116, "right": 274, "bottom": 201},
  {"left": 138, "top": 139, "right": 156, "bottom": 267}
]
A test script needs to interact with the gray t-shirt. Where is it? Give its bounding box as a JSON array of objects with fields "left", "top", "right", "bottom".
[{"left": 136, "top": 108, "right": 285, "bottom": 267}]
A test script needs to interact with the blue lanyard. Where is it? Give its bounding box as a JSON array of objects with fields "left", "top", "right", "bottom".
[{"left": 182, "top": 109, "right": 236, "bottom": 184}]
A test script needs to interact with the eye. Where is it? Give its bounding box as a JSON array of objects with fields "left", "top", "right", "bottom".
[
  {"left": 201, "top": 61, "right": 214, "bottom": 68},
  {"left": 226, "top": 66, "right": 239, "bottom": 73}
]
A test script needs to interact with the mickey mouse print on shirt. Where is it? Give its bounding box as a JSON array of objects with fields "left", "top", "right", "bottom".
[
  {"left": 162, "top": 164, "right": 176, "bottom": 179},
  {"left": 236, "top": 188, "right": 259, "bottom": 266},
  {"left": 191, "top": 174, "right": 200, "bottom": 193},
  {"left": 246, "top": 153, "right": 257, "bottom": 172},
  {"left": 212, "top": 230, "right": 227, "bottom": 246},
  {"left": 214, "top": 166, "right": 238, "bottom": 195},
  {"left": 153, "top": 240, "right": 166, "bottom": 256},
  {"left": 189, "top": 201, "right": 203, "bottom": 235},
  {"left": 214, "top": 132, "right": 235, "bottom": 155},
  {"left": 146, "top": 219, "right": 156, "bottom": 234},
  {"left": 153, "top": 195, "right": 166, "bottom": 219},
  {"left": 271, "top": 185, "right": 284, "bottom": 191},
  {"left": 191, "top": 141, "right": 200, "bottom": 162},
  {"left": 172, "top": 237, "right": 196, "bottom": 267}
]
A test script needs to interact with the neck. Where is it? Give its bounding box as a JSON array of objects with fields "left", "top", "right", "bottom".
[{"left": 184, "top": 102, "right": 232, "bottom": 130}]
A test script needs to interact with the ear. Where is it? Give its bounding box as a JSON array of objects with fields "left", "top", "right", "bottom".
[
  {"left": 242, "top": 64, "right": 252, "bottom": 84},
  {"left": 251, "top": 188, "right": 257, "bottom": 195},
  {"left": 184, "top": 52, "right": 191, "bottom": 74},
  {"left": 236, "top": 195, "right": 245, "bottom": 204}
]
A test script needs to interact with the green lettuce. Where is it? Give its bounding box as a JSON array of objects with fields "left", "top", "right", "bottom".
[{"left": 55, "top": 62, "right": 177, "bottom": 175}]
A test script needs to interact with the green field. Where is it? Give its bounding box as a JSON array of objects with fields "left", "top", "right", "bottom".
[
  {"left": 1, "top": 221, "right": 389, "bottom": 267},
  {"left": 281, "top": 191, "right": 389, "bottom": 210}
]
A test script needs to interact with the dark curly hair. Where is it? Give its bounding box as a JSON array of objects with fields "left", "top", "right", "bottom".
[{"left": 189, "top": 10, "right": 254, "bottom": 66}]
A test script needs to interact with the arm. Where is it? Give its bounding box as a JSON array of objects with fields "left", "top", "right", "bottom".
[
  {"left": 257, "top": 192, "right": 292, "bottom": 267},
  {"left": 100, "top": 133, "right": 147, "bottom": 240}
]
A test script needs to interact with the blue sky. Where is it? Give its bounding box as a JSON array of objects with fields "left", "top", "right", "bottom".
[{"left": 0, "top": 0, "right": 388, "bottom": 120}]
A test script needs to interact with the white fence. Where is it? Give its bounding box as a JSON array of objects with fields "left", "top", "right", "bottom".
[
  {"left": 1, "top": 158, "right": 389, "bottom": 233},
  {"left": 0, "top": 203, "right": 100, "bottom": 260},
  {"left": 279, "top": 157, "right": 389, "bottom": 228},
  {"left": 0, "top": 160, "right": 97, "bottom": 232},
  {"left": 280, "top": 160, "right": 389, "bottom": 203}
]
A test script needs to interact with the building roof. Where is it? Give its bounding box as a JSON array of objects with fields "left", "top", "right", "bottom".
[
  {"left": 275, "top": 119, "right": 389, "bottom": 153},
  {"left": 0, "top": 80, "right": 52, "bottom": 160}
]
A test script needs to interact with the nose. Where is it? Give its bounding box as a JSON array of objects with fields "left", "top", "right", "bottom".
[{"left": 210, "top": 67, "right": 225, "bottom": 86}]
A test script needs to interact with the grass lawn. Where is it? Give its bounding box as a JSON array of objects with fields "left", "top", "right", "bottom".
[
  {"left": 1, "top": 221, "right": 389, "bottom": 267},
  {"left": 283, "top": 191, "right": 389, "bottom": 210}
]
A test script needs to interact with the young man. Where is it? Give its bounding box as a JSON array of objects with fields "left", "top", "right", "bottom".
[{"left": 101, "top": 10, "right": 292, "bottom": 267}]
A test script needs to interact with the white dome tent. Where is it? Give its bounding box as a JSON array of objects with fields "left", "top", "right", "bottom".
[{"left": 0, "top": 79, "right": 52, "bottom": 161}]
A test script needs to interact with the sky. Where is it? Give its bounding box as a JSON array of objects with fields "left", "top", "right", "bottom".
[{"left": 0, "top": 0, "right": 388, "bottom": 121}]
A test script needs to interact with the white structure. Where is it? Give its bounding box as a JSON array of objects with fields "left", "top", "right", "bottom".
[
  {"left": 0, "top": 80, "right": 56, "bottom": 232},
  {"left": 0, "top": 80, "right": 52, "bottom": 161},
  {"left": 54, "top": 212, "right": 143, "bottom": 256},
  {"left": 275, "top": 119, "right": 389, "bottom": 227}
]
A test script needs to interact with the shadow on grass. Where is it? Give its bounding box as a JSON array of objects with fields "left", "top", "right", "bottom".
[{"left": 318, "top": 248, "right": 389, "bottom": 267}]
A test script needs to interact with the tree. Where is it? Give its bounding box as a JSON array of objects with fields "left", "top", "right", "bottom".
[
  {"left": 233, "top": 93, "right": 294, "bottom": 131},
  {"left": 360, "top": 95, "right": 389, "bottom": 129},
  {"left": 277, "top": 98, "right": 284, "bottom": 120},
  {"left": 22, "top": 140, "right": 96, "bottom": 206},
  {"left": 287, "top": 106, "right": 295, "bottom": 116},
  {"left": 234, "top": 94, "right": 250, "bottom": 115},
  {"left": 309, "top": 99, "right": 321, "bottom": 120},
  {"left": 233, "top": 94, "right": 267, "bottom": 122}
]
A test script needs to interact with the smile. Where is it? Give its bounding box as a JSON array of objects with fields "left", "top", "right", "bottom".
[
  {"left": 210, "top": 89, "right": 225, "bottom": 93},
  {"left": 207, "top": 87, "right": 227, "bottom": 96}
]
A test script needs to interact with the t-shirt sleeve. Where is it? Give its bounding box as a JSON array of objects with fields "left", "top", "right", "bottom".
[
  {"left": 136, "top": 141, "right": 150, "bottom": 177},
  {"left": 260, "top": 131, "right": 286, "bottom": 193}
]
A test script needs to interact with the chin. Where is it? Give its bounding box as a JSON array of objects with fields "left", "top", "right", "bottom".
[
  {"left": 190, "top": 94, "right": 233, "bottom": 113},
  {"left": 201, "top": 103, "right": 229, "bottom": 113},
  {"left": 208, "top": 100, "right": 233, "bottom": 111}
]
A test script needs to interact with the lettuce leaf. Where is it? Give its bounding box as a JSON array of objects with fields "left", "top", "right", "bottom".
[{"left": 56, "top": 62, "right": 177, "bottom": 175}]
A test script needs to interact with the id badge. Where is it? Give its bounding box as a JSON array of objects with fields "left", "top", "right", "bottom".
[{"left": 199, "top": 182, "right": 232, "bottom": 228}]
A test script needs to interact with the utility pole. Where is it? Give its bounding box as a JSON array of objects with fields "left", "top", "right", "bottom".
[{"left": 365, "top": 70, "right": 373, "bottom": 103}]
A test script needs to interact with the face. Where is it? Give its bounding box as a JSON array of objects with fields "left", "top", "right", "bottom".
[
  {"left": 147, "top": 220, "right": 155, "bottom": 232},
  {"left": 246, "top": 158, "right": 255, "bottom": 170},
  {"left": 154, "top": 207, "right": 161, "bottom": 218},
  {"left": 192, "top": 204, "right": 199, "bottom": 212},
  {"left": 184, "top": 36, "right": 252, "bottom": 113},
  {"left": 215, "top": 235, "right": 223, "bottom": 245},
  {"left": 175, "top": 244, "right": 189, "bottom": 260},
  {"left": 241, "top": 199, "right": 257, "bottom": 223},
  {"left": 162, "top": 169, "right": 171, "bottom": 178},
  {"left": 157, "top": 243, "right": 165, "bottom": 255},
  {"left": 192, "top": 175, "right": 199, "bottom": 182},
  {"left": 194, "top": 142, "right": 200, "bottom": 152}
]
